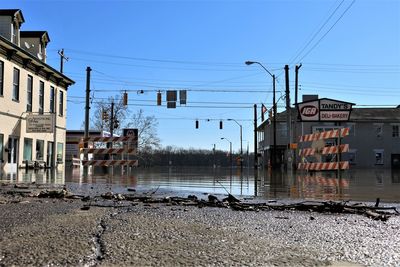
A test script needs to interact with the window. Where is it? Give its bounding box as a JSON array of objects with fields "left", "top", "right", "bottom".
[
  {"left": 23, "top": 138, "right": 33, "bottom": 161},
  {"left": 13, "top": 68, "right": 20, "bottom": 101},
  {"left": 374, "top": 149, "right": 384, "bottom": 165},
  {"left": 39, "top": 81, "right": 44, "bottom": 114},
  {"left": 279, "top": 122, "right": 287, "bottom": 137},
  {"left": 59, "top": 90, "right": 64, "bottom": 116},
  {"left": 374, "top": 123, "right": 383, "bottom": 138},
  {"left": 0, "top": 134, "right": 3, "bottom": 162},
  {"left": 392, "top": 125, "right": 399, "bottom": 138},
  {"left": 0, "top": 60, "right": 4, "bottom": 96},
  {"left": 27, "top": 75, "right": 33, "bottom": 112},
  {"left": 12, "top": 23, "right": 18, "bottom": 44},
  {"left": 36, "top": 140, "right": 44, "bottom": 160},
  {"left": 57, "top": 142, "right": 63, "bottom": 163},
  {"left": 50, "top": 86, "right": 55, "bottom": 113}
]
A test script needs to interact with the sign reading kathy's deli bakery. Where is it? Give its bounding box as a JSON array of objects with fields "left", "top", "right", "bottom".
[{"left": 297, "top": 98, "right": 354, "bottom": 122}]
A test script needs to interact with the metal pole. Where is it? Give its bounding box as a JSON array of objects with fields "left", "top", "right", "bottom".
[
  {"left": 59, "top": 49, "right": 64, "bottom": 74},
  {"left": 53, "top": 88, "right": 57, "bottom": 169},
  {"left": 213, "top": 144, "right": 216, "bottom": 168},
  {"left": 272, "top": 74, "right": 277, "bottom": 169},
  {"left": 285, "top": 65, "right": 291, "bottom": 169},
  {"left": 240, "top": 124, "right": 243, "bottom": 171},
  {"left": 230, "top": 141, "right": 232, "bottom": 169},
  {"left": 84, "top": 67, "right": 91, "bottom": 160},
  {"left": 293, "top": 64, "right": 301, "bottom": 169},
  {"left": 254, "top": 104, "right": 258, "bottom": 169},
  {"left": 228, "top": 119, "right": 243, "bottom": 171}
]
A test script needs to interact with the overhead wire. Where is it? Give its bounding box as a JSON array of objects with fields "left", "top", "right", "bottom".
[
  {"left": 288, "top": 0, "right": 346, "bottom": 65},
  {"left": 296, "top": 0, "right": 356, "bottom": 63}
]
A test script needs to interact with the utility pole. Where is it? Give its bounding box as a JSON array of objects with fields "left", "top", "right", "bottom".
[
  {"left": 254, "top": 104, "right": 258, "bottom": 169},
  {"left": 83, "top": 67, "right": 91, "bottom": 176},
  {"left": 84, "top": 67, "right": 91, "bottom": 160},
  {"left": 284, "top": 65, "right": 291, "bottom": 169},
  {"left": 293, "top": 64, "right": 302, "bottom": 169},
  {"left": 58, "top": 49, "right": 69, "bottom": 74},
  {"left": 272, "top": 75, "right": 277, "bottom": 169}
]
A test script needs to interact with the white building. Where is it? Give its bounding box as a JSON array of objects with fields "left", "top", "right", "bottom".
[{"left": 0, "top": 9, "right": 74, "bottom": 173}]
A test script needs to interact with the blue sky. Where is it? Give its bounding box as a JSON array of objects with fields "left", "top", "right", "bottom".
[{"left": 6, "top": 0, "right": 400, "bottom": 152}]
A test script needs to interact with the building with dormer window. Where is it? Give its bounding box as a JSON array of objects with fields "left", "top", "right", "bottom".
[{"left": 0, "top": 9, "right": 74, "bottom": 174}]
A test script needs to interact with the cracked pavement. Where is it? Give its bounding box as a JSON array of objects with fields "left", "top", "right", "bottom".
[{"left": 0, "top": 192, "right": 400, "bottom": 267}]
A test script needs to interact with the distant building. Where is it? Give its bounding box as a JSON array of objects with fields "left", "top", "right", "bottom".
[
  {"left": 257, "top": 96, "right": 400, "bottom": 168},
  {"left": 0, "top": 9, "right": 74, "bottom": 172}
]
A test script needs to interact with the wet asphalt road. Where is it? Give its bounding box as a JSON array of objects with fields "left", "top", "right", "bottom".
[{"left": 0, "top": 189, "right": 399, "bottom": 266}]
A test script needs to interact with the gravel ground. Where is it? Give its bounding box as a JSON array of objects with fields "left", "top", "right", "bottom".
[{"left": 0, "top": 186, "right": 399, "bottom": 266}]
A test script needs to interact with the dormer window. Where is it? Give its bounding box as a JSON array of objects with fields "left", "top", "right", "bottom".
[
  {"left": 20, "top": 31, "right": 50, "bottom": 62},
  {"left": 0, "top": 10, "right": 24, "bottom": 44}
]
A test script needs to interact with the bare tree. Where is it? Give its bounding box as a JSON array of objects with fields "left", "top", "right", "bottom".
[
  {"left": 90, "top": 96, "right": 128, "bottom": 135},
  {"left": 126, "top": 109, "right": 160, "bottom": 150}
]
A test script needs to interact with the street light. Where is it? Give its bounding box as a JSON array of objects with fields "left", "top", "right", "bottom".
[
  {"left": 227, "top": 118, "right": 243, "bottom": 171},
  {"left": 245, "top": 61, "right": 277, "bottom": 169},
  {"left": 221, "top": 137, "right": 232, "bottom": 168}
]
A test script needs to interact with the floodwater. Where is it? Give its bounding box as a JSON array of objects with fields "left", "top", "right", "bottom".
[{"left": 1, "top": 166, "right": 400, "bottom": 203}]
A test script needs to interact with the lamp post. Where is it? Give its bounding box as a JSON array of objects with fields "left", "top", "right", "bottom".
[
  {"left": 227, "top": 118, "right": 243, "bottom": 171},
  {"left": 245, "top": 61, "right": 277, "bottom": 169},
  {"left": 212, "top": 143, "right": 216, "bottom": 168},
  {"left": 221, "top": 137, "right": 232, "bottom": 169}
]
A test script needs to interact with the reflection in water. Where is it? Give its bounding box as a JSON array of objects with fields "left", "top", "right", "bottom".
[
  {"left": 1, "top": 166, "right": 400, "bottom": 202},
  {"left": 0, "top": 169, "right": 64, "bottom": 184}
]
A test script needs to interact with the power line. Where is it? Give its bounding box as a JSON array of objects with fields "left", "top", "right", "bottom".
[
  {"left": 91, "top": 88, "right": 279, "bottom": 94},
  {"left": 289, "top": 0, "right": 346, "bottom": 64},
  {"left": 67, "top": 99, "right": 254, "bottom": 109},
  {"left": 68, "top": 95, "right": 272, "bottom": 106},
  {"left": 299, "top": 81, "right": 400, "bottom": 90},
  {"left": 297, "top": 0, "right": 356, "bottom": 63}
]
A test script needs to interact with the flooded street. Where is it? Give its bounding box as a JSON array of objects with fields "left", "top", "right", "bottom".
[
  {"left": 2, "top": 166, "right": 399, "bottom": 203},
  {"left": 1, "top": 167, "right": 400, "bottom": 266}
]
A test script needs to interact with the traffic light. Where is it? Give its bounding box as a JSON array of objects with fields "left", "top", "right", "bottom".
[
  {"left": 195, "top": 120, "right": 199, "bottom": 129},
  {"left": 102, "top": 110, "right": 109, "bottom": 121},
  {"left": 114, "top": 119, "right": 119, "bottom": 129},
  {"left": 122, "top": 92, "right": 128, "bottom": 106},
  {"left": 219, "top": 120, "right": 223, "bottom": 129}
]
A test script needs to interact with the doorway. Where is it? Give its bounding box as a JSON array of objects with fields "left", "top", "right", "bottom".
[{"left": 7, "top": 137, "right": 18, "bottom": 173}]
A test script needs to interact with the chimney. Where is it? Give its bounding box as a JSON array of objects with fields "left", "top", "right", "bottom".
[{"left": 302, "top": 95, "right": 319, "bottom": 102}]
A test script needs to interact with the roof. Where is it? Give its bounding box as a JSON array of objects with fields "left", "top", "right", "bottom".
[
  {"left": 0, "top": 9, "right": 25, "bottom": 24},
  {"left": 20, "top": 31, "right": 50, "bottom": 43},
  {"left": 257, "top": 107, "right": 400, "bottom": 130},
  {"left": 297, "top": 97, "right": 356, "bottom": 106},
  {"left": 0, "top": 34, "right": 74, "bottom": 87},
  {"left": 349, "top": 108, "right": 400, "bottom": 122}
]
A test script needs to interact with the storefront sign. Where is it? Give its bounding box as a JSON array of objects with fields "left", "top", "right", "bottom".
[
  {"left": 297, "top": 98, "right": 354, "bottom": 122},
  {"left": 26, "top": 114, "right": 54, "bottom": 133}
]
